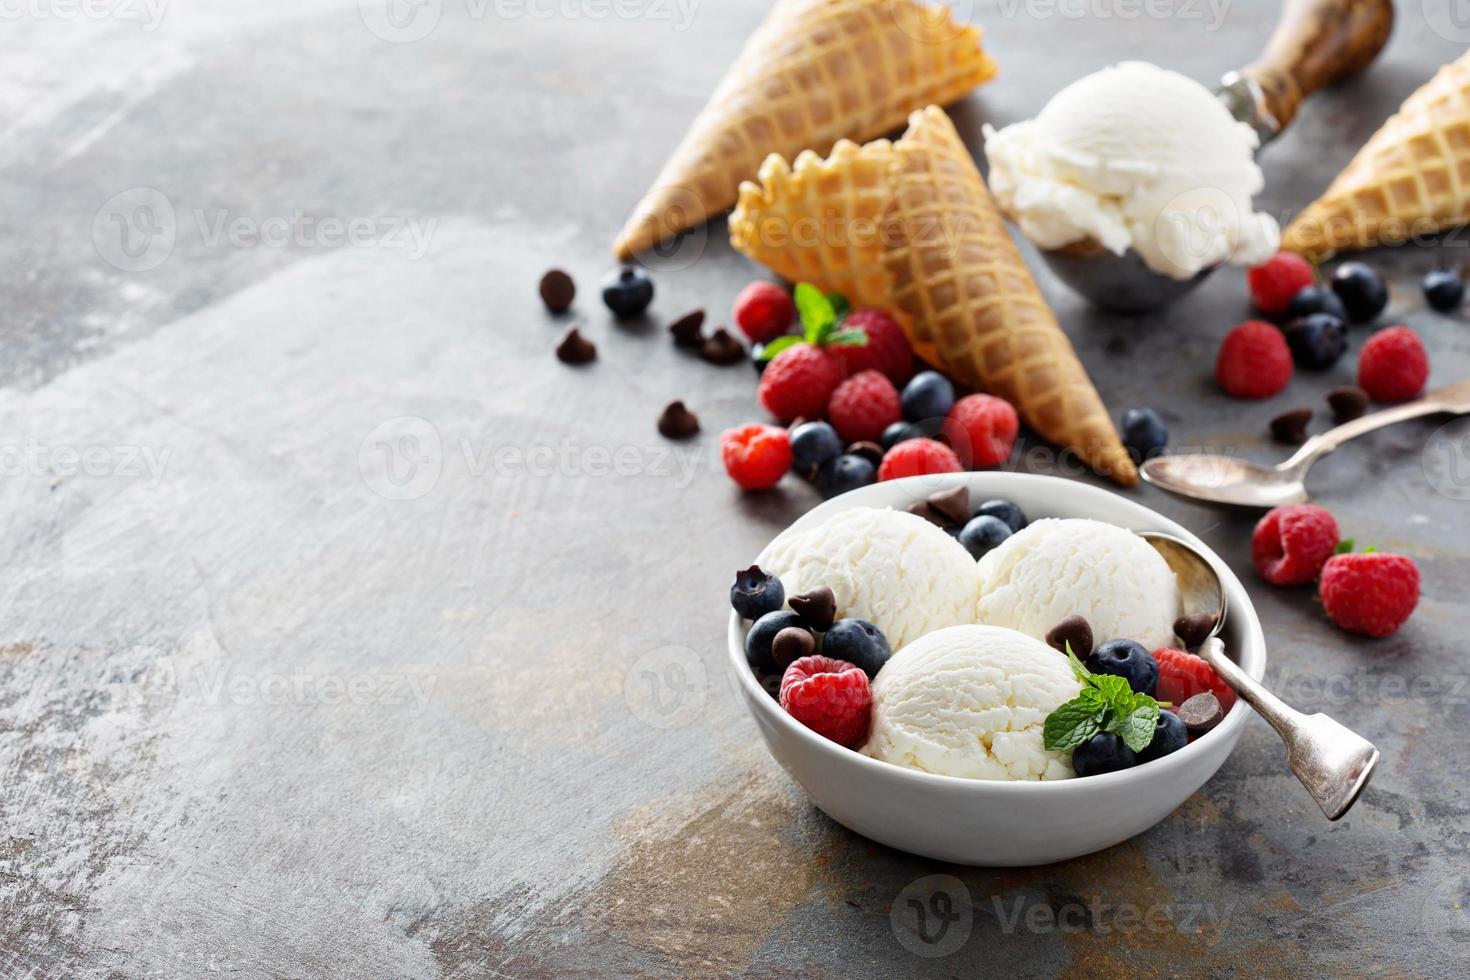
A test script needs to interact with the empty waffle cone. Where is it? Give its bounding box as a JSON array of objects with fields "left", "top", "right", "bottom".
[
  {"left": 730, "top": 106, "right": 1137, "bottom": 486},
  {"left": 612, "top": 0, "right": 995, "bottom": 261},
  {"left": 1283, "top": 50, "right": 1470, "bottom": 261}
]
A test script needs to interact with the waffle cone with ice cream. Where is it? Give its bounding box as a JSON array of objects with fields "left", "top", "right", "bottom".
[{"left": 730, "top": 107, "right": 1138, "bottom": 486}]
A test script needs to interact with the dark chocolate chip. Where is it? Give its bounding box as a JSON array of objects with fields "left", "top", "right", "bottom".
[
  {"left": 1327, "top": 385, "right": 1368, "bottom": 424},
  {"left": 1045, "top": 614, "right": 1093, "bottom": 658},
  {"left": 668, "top": 309, "right": 705, "bottom": 348},
  {"left": 555, "top": 326, "right": 596, "bottom": 364},
  {"left": 539, "top": 269, "right": 575, "bottom": 313},
  {"left": 699, "top": 328, "right": 745, "bottom": 365},
  {"left": 906, "top": 500, "right": 948, "bottom": 528},
  {"left": 1179, "top": 691, "right": 1224, "bottom": 732},
  {"left": 927, "top": 485, "right": 971, "bottom": 527},
  {"left": 1270, "top": 406, "right": 1313, "bottom": 445},
  {"left": 657, "top": 401, "right": 700, "bottom": 440},
  {"left": 1173, "top": 612, "right": 1219, "bottom": 650},
  {"left": 789, "top": 587, "right": 836, "bottom": 631},
  {"left": 771, "top": 626, "right": 816, "bottom": 670},
  {"left": 759, "top": 673, "right": 782, "bottom": 700},
  {"left": 846, "top": 441, "right": 883, "bottom": 467}
]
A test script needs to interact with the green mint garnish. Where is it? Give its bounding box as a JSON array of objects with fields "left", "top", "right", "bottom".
[
  {"left": 788, "top": 282, "right": 867, "bottom": 349},
  {"left": 1044, "top": 646, "right": 1162, "bottom": 754},
  {"left": 1335, "top": 539, "right": 1355, "bottom": 554}
]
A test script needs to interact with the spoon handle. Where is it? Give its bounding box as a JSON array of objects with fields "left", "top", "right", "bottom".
[{"left": 1281, "top": 378, "right": 1470, "bottom": 473}]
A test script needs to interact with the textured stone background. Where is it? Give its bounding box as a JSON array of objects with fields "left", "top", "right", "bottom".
[{"left": 1, "top": 1, "right": 1467, "bottom": 976}]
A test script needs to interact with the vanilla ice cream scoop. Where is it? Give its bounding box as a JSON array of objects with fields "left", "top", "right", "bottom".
[
  {"left": 976, "top": 518, "right": 1180, "bottom": 652},
  {"left": 865, "top": 625, "right": 1081, "bottom": 780},
  {"left": 760, "top": 507, "right": 978, "bottom": 651}
]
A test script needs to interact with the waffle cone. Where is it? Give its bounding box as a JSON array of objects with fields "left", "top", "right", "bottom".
[
  {"left": 612, "top": 0, "right": 995, "bottom": 261},
  {"left": 1283, "top": 51, "right": 1470, "bottom": 261},
  {"left": 730, "top": 107, "right": 1137, "bottom": 486}
]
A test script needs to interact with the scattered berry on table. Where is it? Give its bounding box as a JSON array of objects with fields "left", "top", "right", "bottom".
[
  {"left": 1137, "top": 710, "right": 1189, "bottom": 764},
  {"left": 833, "top": 309, "right": 914, "bottom": 385},
  {"left": 1326, "top": 385, "right": 1369, "bottom": 423},
  {"left": 1269, "top": 406, "right": 1313, "bottom": 444},
  {"left": 601, "top": 266, "right": 654, "bottom": 318},
  {"left": 815, "top": 454, "right": 877, "bottom": 498},
  {"left": 771, "top": 626, "right": 816, "bottom": 671},
  {"left": 788, "top": 586, "right": 837, "bottom": 631},
  {"left": 745, "top": 609, "right": 804, "bottom": 673},
  {"left": 821, "top": 618, "right": 891, "bottom": 679},
  {"left": 1085, "top": 639, "right": 1159, "bottom": 696},
  {"left": 1248, "top": 252, "right": 1315, "bottom": 315},
  {"left": 1120, "top": 407, "right": 1168, "bottom": 463},
  {"left": 779, "top": 655, "right": 872, "bottom": 748},
  {"left": 881, "top": 420, "right": 916, "bottom": 449},
  {"left": 1045, "top": 614, "right": 1094, "bottom": 658},
  {"left": 828, "top": 370, "right": 902, "bottom": 444},
  {"left": 1422, "top": 268, "right": 1465, "bottom": 312},
  {"left": 1154, "top": 648, "right": 1236, "bottom": 713},
  {"left": 1216, "top": 320, "right": 1292, "bottom": 399},
  {"left": 1251, "top": 503, "right": 1339, "bottom": 586},
  {"left": 957, "top": 514, "right": 1012, "bottom": 560},
  {"left": 720, "top": 423, "right": 792, "bottom": 491},
  {"left": 1358, "top": 325, "right": 1428, "bottom": 402},
  {"left": 538, "top": 269, "right": 575, "bottom": 313},
  {"left": 876, "top": 438, "right": 963, "bottom": 481},
  {"left": 730, "top": 564, "right": 785, "bottom": 620},
  {"left": 1320, "top": 551, "right": 1420, "bottom": 637},
  {"left": 757, "top": 343, "right": 845, "bottom": 421},
  {"left": 944, "top": 393, "right": 1019, "bottom": 468},
  {"left": 790, "top": 421, "right": 844, "bottom": 477},
  {"left": 900, "top": 370, "right": 956, "bottom": 423},
  {"left": 1284, "top": 313, "right": 1348, "bottom": 370},
  {"left": 973, "top": 498, "right": 1027, "bottom": 533},
  {"left": 1285, "top": 284, "right": 1347, "bottom": 322},
  {"left": 1330, "top": 261, "right": 1388, "bottom": 322},
  {"left": 733, "top": 281, "right": 795, "bottom": 343},
  {"left": 1073, "top": 732, "right": 1137, "bottom": 776}
]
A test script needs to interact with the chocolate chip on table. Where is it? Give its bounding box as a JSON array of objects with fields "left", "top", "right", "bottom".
[
  {"left": 555, "top": 326, "right": 596, "bottom": 364},
  {"left": 1045, "top": 614, "right": 1093, "bottom": 658},
  {"left": 657, "top": 401, "right": 700, "bottom": 440},
  {"left": 789, "top": 586, "right": 836, "bottom": 631},
  {"left": 1270, "top": 406, "right": 1313, "bottom": 445},
  {"left": 1179, "top": 691, "right": 1224, "bottom": 732},
  {"left": 699, "top": 327, "right": 746, "bottom": 365},
  {"left": 1173, "top": 612, "right": 1219, "bottom": 650},
  {"left": 926, "top": 485, "right": 970, "bottom": 527},
  {"left": 668, "top": 309, "right": 705, "bottom": 348},
  {"left": 846, "top": 441, "right": 883, "bottom": 467},
  {"left": 1327, "top": 385, "right": 1368, "bottom": 424},
  {"left": 539, "top": 269, "right": 575, "bottom": 313},
  {"left": 771, "top": 626, "right": 816, "bottom": 670}
]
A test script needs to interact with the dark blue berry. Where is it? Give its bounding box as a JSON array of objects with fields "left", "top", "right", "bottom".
[
  {"left": 1330, "top": 262, "right": 1387, "bottom": 322},
  {"left": 814, "top": 454, "right": 876, "bottom": 499},
  {"left": 601, "top": 266, "right": 654, "bottom": 318},
  {"left": 1120, "top": 407, "right": 1168, "bottom": 462},
  {"left": 1073, "top": 732, "right": 1138, "bottom": 776},
  {"left": 973, "top": 498, "right": 1026, "bottom": 533},
  {"left": 821, "top": 618, "right": 890, "bottom": 679},
  {"left": 790, "top": 421, "right": 843, "bottom": 474},
  {"left": 1085, "top": 639, "right": 1159, "bottom": 696},
  {"left": 881, "top": 420, "right": 916, "bottom": 449},
  {"left": 1284, "top": 285, "right": 1346, "bottom": 322},
  {"left": 900, "top": 371, "right": 955, "bottom": 423},
  {"left": 1137, "top": 710, "right": 1188, "bottom": 764},
  {"left": 957, "top": 515, "right": 1012, "bottom": 560},
  {"left": 1423, "top": 269, "right": 1465, "bottom": 312},
  {"left": 730, "top": 565, "right": 785, "bottom": 621},
  {"left": 745, "top": 610, "right": 803, "bottom": 674},
  {"left": 751, "top": 344, "right": 769, "bottom": 374},
  {"left": 1284, "top": 313, "right": 1348, "bottom": 369}
]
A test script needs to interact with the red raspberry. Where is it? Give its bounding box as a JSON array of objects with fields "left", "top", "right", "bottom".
[
  {"left": 719, "top": 423, "right": 792, "bottom": 491},
  {"left": 1357, "top": 326, "right": 1428, "bottom": 403},
  {"left": 779, "top": 655, "right": 871, "bottom": 748},
  {"left": 1216, "top": 320, "right": 1292, "bottom": 399},
  {"left": 832, "top": 309, "right": 914, "bottom": 385},
  {"left": 1154, "top": 648, "right": 1237, "bottom": 714},
  {"left": 944, "top": 394, "right": 1019, "bottom": 468},
  {"left": 758, "top": 344, "right": 845, "bottom": 422},
  {"left": 1251, "top": 504, "right": 1340, "bottom": 586},
  {"left": 827, "top": 370, "right": 901, "bottom": 444},
  {"left": 1320, "top": 552, "right": 1420, "bottom": 638},
  {"left": 1248, "top": 252, "right": 1315, "bottom": 315},
  {"left": 877, "top": 438, "right": 962, "bottom": 481},
  {"left": 732, "top": 281, "right": 794, "bottom": 343}
]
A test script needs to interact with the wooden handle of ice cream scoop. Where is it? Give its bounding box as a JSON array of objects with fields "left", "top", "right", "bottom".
[{"left": 1242, "top": 0, "right": 1394, "bottom": 134}]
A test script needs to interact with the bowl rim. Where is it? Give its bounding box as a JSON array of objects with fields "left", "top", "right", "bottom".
[{"left": 726, "top": 472, "right": 1267, "bottom": 794}]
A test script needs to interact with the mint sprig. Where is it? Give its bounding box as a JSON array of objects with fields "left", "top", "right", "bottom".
[
  {"left": 756, "top": 282, "right": 869, "bottom": 361},
  {"left": 1042, "top": 647, "right": 1162, "bottom": 754}
]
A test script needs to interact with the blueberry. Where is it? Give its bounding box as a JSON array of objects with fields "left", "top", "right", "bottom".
[
  {"left": 751, "top": 344, "right": 769, "bottom": 374},
  {"left": 958, "top": 514, "right": 1012, "bottom": 560},
  {"left": 973, "top": 498, "right": 1026, "bottom": 533},
  {"left": 1072, "top": 732, "right": 1138, "bottom": 777},
  {"left": 1085, "top": 639, "right": 1159, "bottom": 696},
  {"left": 1284, "top": 285, "right": 1346, "bottom": 322},
  {"left": 1120, "top": 407, "right": 1168, "bottom": 463},
  {"left": 790, "top": 421, "right": 843, "bottom": 474},
  {"left": 730, "top": 565, "right": 785, "bottom": 621},
  {"left": 1423, "top": 269, "right": 1465, "bottom": 312},
  {"left": 1284, "top": 313, "right": 1348, "bottom": 369},
  {"left": 1330, "top": 262, "right": 1387, "bottom": 322},
  {"left": 881, "top": 420, "right": 916, "bottom": 450},
  {"left": 822, "top": 618, "right": 890, "bottom": 679},
  {"left": 601, "top": 266, "right": 654, "bottom": 318},
  {"left": 900, "top": 371, "right": 955, "bottom": 423},
  {"left": 814, "top": 454, "right": 876, "bottom": 499},
  {"left": 1137, "top": 710, "right": 1189, "bottom": 764},
  {"left": 745, "top": 610, "right": 803, "bottom": 674}
]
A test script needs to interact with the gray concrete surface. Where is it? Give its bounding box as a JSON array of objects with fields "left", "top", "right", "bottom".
[{"left": 1, "top": 1, "right": 1467, "bottom": 976}]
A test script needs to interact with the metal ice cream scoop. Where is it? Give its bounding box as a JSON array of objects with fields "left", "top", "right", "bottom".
[{"left": 1040, "top": 0, "right": 1395, "bottom": 313}]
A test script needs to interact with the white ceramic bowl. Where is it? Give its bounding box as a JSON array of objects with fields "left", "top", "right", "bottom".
[{"left": 727, "top": 472, "right": 1265, "bottom": 866}]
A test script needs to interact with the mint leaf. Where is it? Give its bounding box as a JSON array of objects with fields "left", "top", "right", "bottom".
[
  {"left": 1113, "top": 698, "right": 1161, "bottom": 753},
  {"left": 1090, "top": 673, "right": 1132, "bottom": 703},
  {"left": 1363, "top": 545, "right": 1376, "bottom": 553},
  {"left": 756, "top": 335, "right": 802, "bottom": 361},
  {"left": 826, "top": 329, "right": 869, "bottom": 347},
  {"left": 827, "top": 292, "right": 851, "bottom": 321},
  {"left": 793, "top": 283, "right": 835, "bottom": 341},
  {"left": 1066, "top": 649, "right": 1092, "bottom": 682},
  {"left": 1335, "top": 539, "right": 1354, "bottom": 554},
  {"left": 1043, "top": 698, "right": 1104, "bottom": 752}
]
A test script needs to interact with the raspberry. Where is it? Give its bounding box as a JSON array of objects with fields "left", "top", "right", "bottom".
[
  {"left": 832, "top": 309, "right": 914, "bottom": 385},
  {"left": 877, "top": 438, "right": 962, "bottom": 481},
  {"left": 1248, "top": 252, "right": 1315, "bottom": 315},
  {"left": 943, "top": 394, "right": 1019, "bottom": 468},
  {"left": 732, "top": 281, "right": 794, "bottom": 344},
  {"left": 1320, "top": 552, "right": 1420, "bottom": 638},
  {"left": 779, "top": 655, "right": 871, "bottom": 748},
  {"left": 719, "top": 423, "right": 792, "bottom": 491},
  {"left": 827, "top": 370, "right": 901, "bottom": 444},
  {"left": 1251, "top": 504, "right": 1340, "bottom": 586},
  {"left": 1154, "top": 648, "right": 1236, "bottom": 714},
  {"left": 758, "top": 344, "right": 845, "bottom": 422},
  {"left": 1357, "top": 326, "right": 1428, "bottom": 403},
  {"left": 1216, "top": 320, "right": 1292, "bottom": 399}
]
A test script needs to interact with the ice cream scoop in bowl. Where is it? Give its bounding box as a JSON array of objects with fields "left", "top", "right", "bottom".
[{"left": 728, "top": 473, "right": 1267, "bottom": 865}]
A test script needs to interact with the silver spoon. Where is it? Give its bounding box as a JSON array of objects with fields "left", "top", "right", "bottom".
[
  {"left": 1142, "top": 378, "right": 1470, "bottom": 508},
  {"left": 1140, "top": 531, "right": 1378, "bottom": 820}
]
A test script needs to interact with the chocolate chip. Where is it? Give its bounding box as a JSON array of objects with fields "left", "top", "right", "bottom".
[
  {"left": 539, "top": 269, "right": 575, "bottom": 313},
  {"left": 668, "top": 309, "right": 705, "bottom": 347},
  {"left": 1327, "top": 385, "right": 1368, "bottom": 424},
  {"left": 927, "top": 485, "right": 970, "bottom": 527},
  {"left": 699, "top": 328, "right": 745, "bottom": 365},
  {"left": 657, "top": 401, "right": 699, "bottom": 440},
  {"left": 1270, "top": 406, "right": 1313, "bottom": 444},
  {"left": 847, "top": 441, "right": 883, "bottom": 467},
  {"left": 555, "top": 326, "right": 596, "bottom": 364},
  {"left": 771, "top": 626, "right": 815, "bottom": 671},
  {"left": 1179, "top": 691, "right": 1224, "bottom": 732},
  {"left": 1045, "top": 614, "right": 1093, "bottom": 658},
  {"left": 906, "top": 500, "right": 948, "bottom": 528},
  {"left": 1173, "top": 612, "right": 1219, "bottom": 650},
  {"left": 789, "top": 587, "right": 836, "bottom": 631},
  {"left": 759, "top": 673, "right": 782, "bottom": 700}
]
